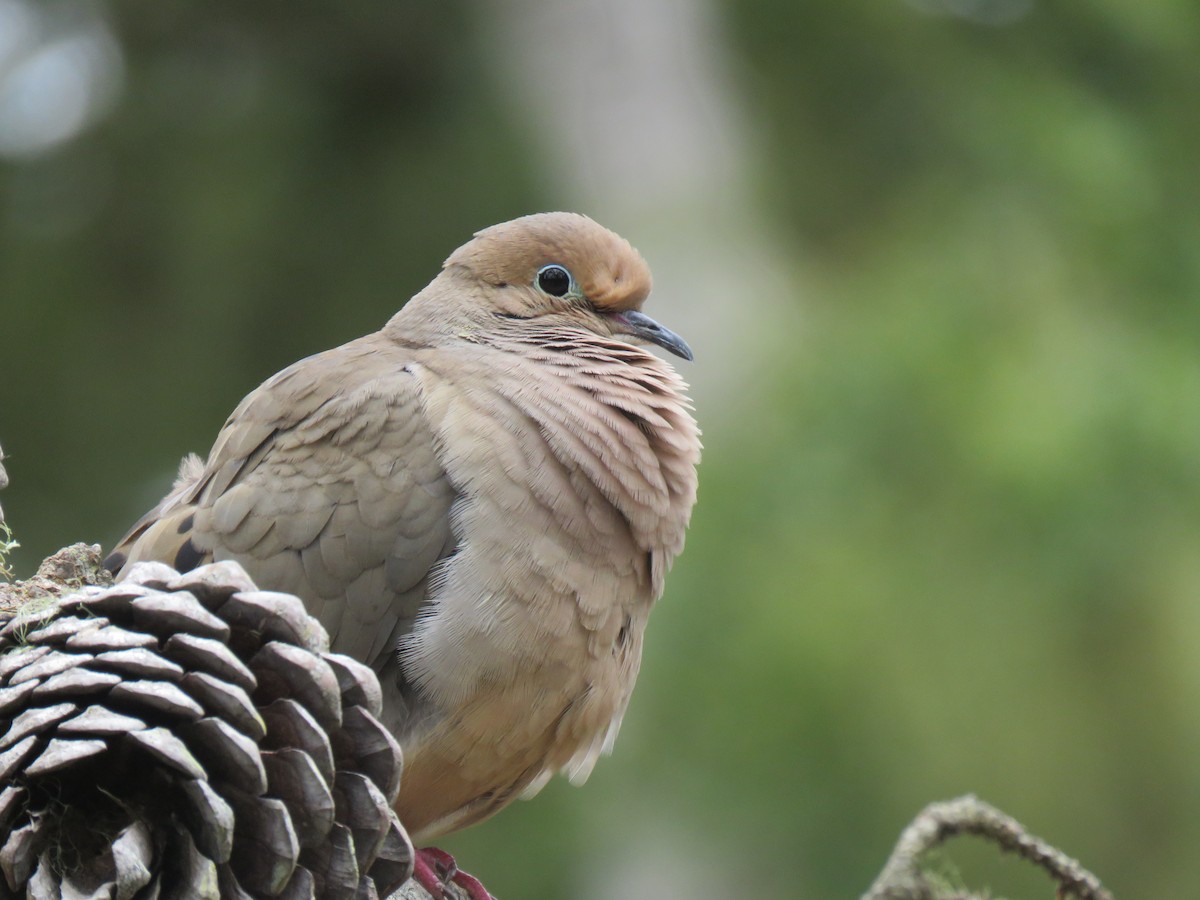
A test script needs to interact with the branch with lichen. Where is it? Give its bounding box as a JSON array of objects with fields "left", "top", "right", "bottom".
[{"left": 863, "top": 794, "right": 1113, "bottom": 900}]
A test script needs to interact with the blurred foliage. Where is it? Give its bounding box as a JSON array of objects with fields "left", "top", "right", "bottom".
[{"left": 2, "top": 1, "right": 1198, "bottom": 898}]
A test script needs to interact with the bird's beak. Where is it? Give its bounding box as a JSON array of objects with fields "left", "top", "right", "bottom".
[{"left": 614, "top": 310, "right": 694, "bottom": 361}]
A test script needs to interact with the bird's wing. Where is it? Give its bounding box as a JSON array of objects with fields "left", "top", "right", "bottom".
[{"left": 106, "top": 334, "right": 459, "bottom": 668}]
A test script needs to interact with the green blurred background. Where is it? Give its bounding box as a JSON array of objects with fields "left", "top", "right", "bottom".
[{"left": 2, "top": 1, "right": 1198, "bottom": 896}]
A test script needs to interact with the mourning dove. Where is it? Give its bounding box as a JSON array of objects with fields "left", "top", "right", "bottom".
[{"left": 105, "top": 212, "right": 700, "bottom": 898}]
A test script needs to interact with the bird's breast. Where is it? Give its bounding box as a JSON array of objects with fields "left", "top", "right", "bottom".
[
  {"left": 395, "top": 341, "right": 696, "bottom": 731},
  {"left": 383, "top": 336, "right": 699, "bottom": 837}
]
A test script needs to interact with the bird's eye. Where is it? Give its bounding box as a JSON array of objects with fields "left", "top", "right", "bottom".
[{"left": 536, "top": 265, "right": 572, "bottom": 297}]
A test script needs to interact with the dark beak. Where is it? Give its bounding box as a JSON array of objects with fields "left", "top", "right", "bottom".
[{"left": 616, "top": 310, "right": 694, "bottom": 361}]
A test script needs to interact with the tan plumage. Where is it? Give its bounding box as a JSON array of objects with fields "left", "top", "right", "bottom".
[{"left": 106, "top": 212, "right": 700, "bottom": 844}]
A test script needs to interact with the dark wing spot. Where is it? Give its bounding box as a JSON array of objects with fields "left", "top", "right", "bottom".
[
  {"left": 102, "top": 550, "right": 127, "bottom": 575},
  {"left": 173, "top": 538, "right": 206, "bottom": 573},
  {"left": 176, "top": 512, "right": 195, "bottom": 534},
  {"left": 615, "top": 614, "right": 632, "bottom": 654}
]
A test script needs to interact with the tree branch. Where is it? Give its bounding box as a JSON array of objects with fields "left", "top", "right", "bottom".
[{"left": 863, "top": 794, "right": 1113, "bottom": 900}]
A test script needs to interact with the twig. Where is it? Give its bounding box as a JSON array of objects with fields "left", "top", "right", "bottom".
[{"left": 863, "top": 794, "right": 1113, "bottom": 900}]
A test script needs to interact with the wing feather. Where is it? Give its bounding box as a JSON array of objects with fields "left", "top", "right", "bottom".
[{"left": 107, "top": 334, "right": 460, "bottom": 668}]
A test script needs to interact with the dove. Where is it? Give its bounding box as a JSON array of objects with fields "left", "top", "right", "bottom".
[{"left": 105, "top": 212, "right": 700, "bottom": 899}]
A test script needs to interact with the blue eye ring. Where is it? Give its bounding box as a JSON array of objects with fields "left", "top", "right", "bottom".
[{"left": 536, "top": 264, "right": 573, "bottom": 298}]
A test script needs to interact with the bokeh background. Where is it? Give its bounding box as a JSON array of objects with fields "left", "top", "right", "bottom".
[{"left": 3, "top": 1, "right": 1198, "bottom": 896}]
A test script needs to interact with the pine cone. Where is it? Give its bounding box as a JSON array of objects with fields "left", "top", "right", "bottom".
[{"left": 0, "top": 559, "right": 413, "bottom": 899}]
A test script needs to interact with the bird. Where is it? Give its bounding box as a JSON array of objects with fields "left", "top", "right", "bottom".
[{"left": 105, "top": 212, "right": 701, "bottom": 899}]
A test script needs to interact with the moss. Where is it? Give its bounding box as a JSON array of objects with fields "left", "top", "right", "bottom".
[
  {"left": 0, "top": 542, "right": 113, "bottom": 618},
  {"left": 0, "top": 522, "right": 18, "bottom": 583}
]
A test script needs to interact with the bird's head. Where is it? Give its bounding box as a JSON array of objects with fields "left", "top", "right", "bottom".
[{"left": 418, "top": 212, "right": 692, "bottom": 361}]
